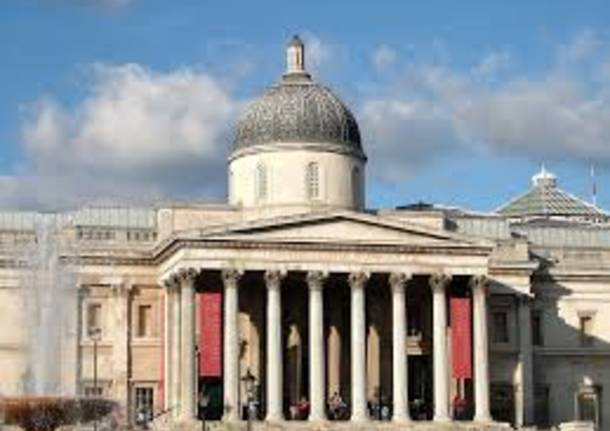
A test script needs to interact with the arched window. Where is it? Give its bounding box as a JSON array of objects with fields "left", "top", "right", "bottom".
[
  {"left": 255, "top": 163, "right": 268, "bottom": 201},
  {"left": 352, "top": 166, "right": 361, "bottom": 206},
  {"left": 306, "top": 162, "right": 320, "bottom": 199}
]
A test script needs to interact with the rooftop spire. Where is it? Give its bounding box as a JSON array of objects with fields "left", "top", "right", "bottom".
[{"left": 286, "top": 34, "right": 305, "bottom": 74}]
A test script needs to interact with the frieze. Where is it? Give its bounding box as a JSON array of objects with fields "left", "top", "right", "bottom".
[{"left": 154, "top": 238, "right": 492, "bottom": 267}]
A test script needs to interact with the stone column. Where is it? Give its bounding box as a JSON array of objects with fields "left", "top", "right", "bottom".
[
  {"left": 348, "top": 271, "right": 369, "bottom": 421},
  {"left": 471, "top": 275, "right": 491, "bottom": 422},
  {"left": 162, "top": 280, "right": 172, "bottom": 411},
  {"left": 390, "top": 272, "right": 411, "bottom": 423},
  {"left": 222, "top": 269, "right": 242, "bottom": 421},
  {"left": 111, "top": 281, "right": 132, "bottom": 417},
  {"left": 307, "top": 271, "right": 327, "bottom": 421},
  {"left": 430, "top": 272, "right": 451, "bottom": 422},
  {"left": 265, "top": 270, "right": 285, "bottom": 421},
  {"left": 61, "top": 284, "right": 83, "bottom": 396},
  {"left": 179, "top": 268, "right": 198, "bottom": 421},
  {"left": 517, "top": 294, "right": 535, "bottom": 426},
  {"left": 170, "top": 277, "right": 182, "bottom": 418}
]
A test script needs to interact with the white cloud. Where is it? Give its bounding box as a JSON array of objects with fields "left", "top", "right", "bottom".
[
  {"left": 12, "top": 63, "right": 240, "bottom": 210},
  {"left": 360, "top": 99, "right": 459, "bottom": 181},
  {"left": 371, "top": 44, "right": 397, "bottom": 73},
  {"left": 471, "top": 51, "right": 510, "bottom": 80},
  {"left": 359, "top": 32, "right": 610, "bottom": 182},
  {"left": 556, "top": 29, "right": 599, "bottom": 66},
  {"left": 301, "top": 34, "right": 333, "bottom": 73}
]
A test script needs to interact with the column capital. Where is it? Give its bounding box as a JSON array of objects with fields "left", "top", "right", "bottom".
[
  {"left": 221, "top": 268, "right": 243, "bottom": 287},
  {"left": 176, "top": 267, "right": 198, "bottom": 285},
  {"left": 306, "top": 270, "right": 327, "bottom": 291},
  {"left": 429, "top": 272, "right": 451, "bottom": 293},
  {"left": 348, "top": 271, "right": 369, "bottom": 290},
  {"left": 162, "top": 277, "right": 179, "bottom": 292},
  {"left": 264, "top": 269, "right": 286, "bottom": 289},
  {"left": 389, "top": 272, "right": 412, "bottom": 293},
  {"left": 110, "top": 282, "right": 132, "bottom": 298},
  {"left": 518, "top": 293, "right": 534, "bottom": 306},
  {"left": 469, "top": 274, "right": 489, "bottom": 294}
]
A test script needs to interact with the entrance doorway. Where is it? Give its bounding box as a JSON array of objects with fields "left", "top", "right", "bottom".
[{"left": 409, "top": 355, "right": 432, "bottom": 420}]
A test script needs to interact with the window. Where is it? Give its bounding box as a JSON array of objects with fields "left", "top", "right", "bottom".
[
  {"left": 579, "top": 314, "right": 594, "bottom": 347},
  {"left": 84, "top": 385, "right": 104, "bottom": 398},
  {"left": 491, "top": 382, "right": 515, "bottom": 424},
  {"left": 87, "top": 303, "right": 102, "bottom": 337},
  {"left": 532, "top": 311, "right": 544, "bottom": 346},
  {"left": 351, "top": 166, "right": 361, "bottom": 206},
  {"left": 534, "top": 385, "right": 550, "bottom": 427},
  {"left": 134, "top": 387, "right": 154, "bottom": 422},
  {"left": 306, "top": 162, "right": 320, "bottom": 199},
  {"left": 492, "top": 311, "right": 509, "bottom": 344},
  {"left": 576, "top": 385, "right": 602, "bottom": 428},
  {"left": 137, "top": 305, "right": 152, "bottom": 338},
  {"left": 255, "top": 163, "right": 268, "bottom": 201}
]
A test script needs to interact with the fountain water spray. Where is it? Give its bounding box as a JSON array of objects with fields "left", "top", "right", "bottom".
[{"left": 19, "top": 214, "right": 79, "bottom": 396}]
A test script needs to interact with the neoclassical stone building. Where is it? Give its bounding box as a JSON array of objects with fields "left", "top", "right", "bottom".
[{"left": 0, "top": 36, "right": 609, "bottom": 430}]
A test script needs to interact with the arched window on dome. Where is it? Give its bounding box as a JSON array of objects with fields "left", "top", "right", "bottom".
[
  {"left": 352, "top": 166, "right": 361, "bottom": 206},
  {"left": 255, "top": 163, "right": 268, "bottom": 201},
  {"left": 306, "top": 162, "right": 320, "bottom": 200}
]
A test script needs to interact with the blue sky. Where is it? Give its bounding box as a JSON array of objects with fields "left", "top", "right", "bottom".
[{"left": 2, "top": 1, "right": 610, "bottom": 211}]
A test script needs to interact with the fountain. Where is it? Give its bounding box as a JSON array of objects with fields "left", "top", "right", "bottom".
[
  {"left": 1, "top": 397, "right": 116, "bottom": 431},
  {"left": 20, "top": 214, "right": 77, "bottom": 395},
  {"left": 0, "top": 213, "right": 117, "bottom": 430}
]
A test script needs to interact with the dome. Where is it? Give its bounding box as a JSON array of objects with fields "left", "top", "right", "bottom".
[{"left": 232, "top": 37, "right": 364, "bottom": 158}]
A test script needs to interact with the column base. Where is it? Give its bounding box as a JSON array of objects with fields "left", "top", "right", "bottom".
[
  {"left": 350, "top": 414, "right": 369, "bottom": 422},
  {"left": 474, "top": 414, "right": 494, "bottom": 423},
  {"left": 433, "top": 414, "right": 451, "bottom": 423},
  {"left": 265, "top": 414, "right": 284, "bottom": 422},
  {"left": 392, "top": 415, "right": 413, "bottom": 424},
  {"left": 221, "top": 414, "right": 240, "bottom": 423}
]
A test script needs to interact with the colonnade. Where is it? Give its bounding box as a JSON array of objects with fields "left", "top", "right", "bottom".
[{"left": 163, "top": 268, "right": 492, "bottom": 423}]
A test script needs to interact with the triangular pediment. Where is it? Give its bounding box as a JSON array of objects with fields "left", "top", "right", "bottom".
[{"left": 190, "top": 211, "right": 490, "bottom": 248}]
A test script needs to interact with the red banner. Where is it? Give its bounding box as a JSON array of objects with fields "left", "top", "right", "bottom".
[
  {"left": 451, "top": 297, "right": 472, "bottom": 379},
  {"left": 199, "top": 292, "right": 222, "bottom": 377}
]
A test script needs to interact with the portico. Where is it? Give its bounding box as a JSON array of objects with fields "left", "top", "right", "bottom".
[{"left": 159, "top": 211, "right": 496, "bottom": 427}]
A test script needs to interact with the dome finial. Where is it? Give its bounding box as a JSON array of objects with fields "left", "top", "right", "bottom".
[
  {"left": 532, "top": 163, "right": 557, "bottom": 188},
  {"left": 286, "top": 34, "right": 305, "bottom": 74}
]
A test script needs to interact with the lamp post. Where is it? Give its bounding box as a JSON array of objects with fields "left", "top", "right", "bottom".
[
  {"left": 199, "top": 390, "right": 209, "bottom": 431},
  {"left": 89, "top": 327, "right": 102, "bottom": 431},
  {"left": 241, "top": 369, "right": 256, "bottom": 431}
]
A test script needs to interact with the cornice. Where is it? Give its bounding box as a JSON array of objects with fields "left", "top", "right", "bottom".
[
  {"left": 154, "top": 237, "right": 492, "bottom": 265},
  {"left": 228, "top": 141, "right": 367, "bottom": 163}
]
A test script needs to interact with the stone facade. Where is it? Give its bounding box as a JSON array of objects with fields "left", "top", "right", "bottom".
[{"left": 0, "top": 37, "right": 608, "bottom": 431}]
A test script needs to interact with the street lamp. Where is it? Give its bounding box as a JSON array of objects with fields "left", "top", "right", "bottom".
[
  {"left": 89, "top": 327, "right": 102, "bottom": 431},
  {"left": 241, "top": 369, "right": 256, "bottom": 431}
]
